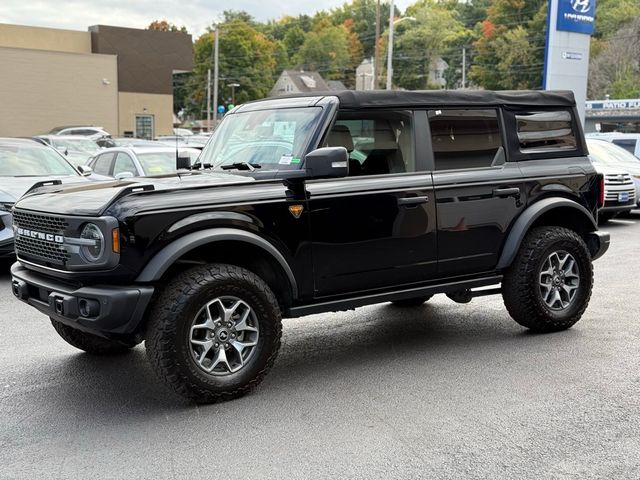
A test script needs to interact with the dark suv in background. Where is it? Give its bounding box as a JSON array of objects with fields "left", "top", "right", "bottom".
[{"left": 10, "top": 90, "right": 609, "bottom": 402}]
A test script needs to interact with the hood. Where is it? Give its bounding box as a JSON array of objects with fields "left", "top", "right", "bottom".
[
  {"left": 14, "top": 171, "right": 256, "bottom": 216},
  {"left": 0, "top": 175, "right": 88, "bottom": 204}
]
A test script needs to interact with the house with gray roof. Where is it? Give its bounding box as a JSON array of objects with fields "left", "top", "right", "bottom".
[{"left": 269, "top": 70, "right": 330, "bottom": 97}]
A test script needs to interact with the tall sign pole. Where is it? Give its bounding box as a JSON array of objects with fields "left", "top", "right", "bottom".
[
  {"left": 386, "top": 0, "right": 394, "bottom": 90},
  {"left": 543, "top": 0, "right": 596, "bottom": 124}
]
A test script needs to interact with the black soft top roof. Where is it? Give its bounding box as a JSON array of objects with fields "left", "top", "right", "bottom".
[{"left": 265, "top": 89, "right": 576, "bottom": 109}]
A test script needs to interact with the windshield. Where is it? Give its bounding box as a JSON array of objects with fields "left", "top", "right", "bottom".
[
  {"left": 0, "top": 144, "right": 78, "bottom": 177},
  {"left": 137, "top": 151, "right": 200, "bottom": 175},
  {"left": 587, "top": 139, "right": 640, "bottom": 166},
  {"left": 52, "top": 138, "right": 99, "bottom": 154},
  {"left": 199, "top": 107, "right": 323, "bottom": 169}
]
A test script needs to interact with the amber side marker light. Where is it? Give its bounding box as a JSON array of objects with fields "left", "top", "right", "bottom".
[{"left": 112, "top": 228, "right": 120, "bottom": 253}]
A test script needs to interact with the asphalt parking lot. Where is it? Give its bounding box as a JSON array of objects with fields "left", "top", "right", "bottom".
[{"left": 1, "top": 213, "right": 639, "bottom": 480}]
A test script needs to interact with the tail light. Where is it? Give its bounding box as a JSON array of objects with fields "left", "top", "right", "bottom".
[{"left": 598, "top": 174, "right": 605, "bottom": 209}]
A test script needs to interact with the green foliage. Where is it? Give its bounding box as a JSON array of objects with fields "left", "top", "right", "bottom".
[
  {"left": 175, "top": 0, "right": 640, "bottom": 117},
  {"left": 390, "top": 0, "right": 469, "bottom": 90}
]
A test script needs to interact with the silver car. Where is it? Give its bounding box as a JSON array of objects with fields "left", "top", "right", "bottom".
[{"left": 87, "top": 146, "right": 201, "bottom": 179}]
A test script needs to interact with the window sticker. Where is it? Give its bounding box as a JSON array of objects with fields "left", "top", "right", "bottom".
[{"left": 279, "top": 154, "right": 293, "bottom": 165}]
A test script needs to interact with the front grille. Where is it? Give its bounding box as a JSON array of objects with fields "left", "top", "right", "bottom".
[
  {"left": 604, "top": 174, "right": 633, "bottom": 186},
  {"left": 14, "top": 236, "right": 70, "bottom": 264},
  {"left": 12, "top": 210, "right": 68, "bottom": 234},
  {"left": 12, "top": 211, "right": 70, "bottom": 266}
]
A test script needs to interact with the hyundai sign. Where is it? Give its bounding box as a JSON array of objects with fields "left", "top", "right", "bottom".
[{"left": 557, "top": 0, "right": 596, "bottom": 35}]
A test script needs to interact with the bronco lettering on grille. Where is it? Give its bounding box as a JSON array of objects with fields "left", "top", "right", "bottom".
[{"left": 15, "top": 227, "right": 64, "bottom": 244}]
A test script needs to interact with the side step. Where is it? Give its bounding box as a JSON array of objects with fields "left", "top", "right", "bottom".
[{"left": 286, "top": 275, "right": 502, "bottom": 318}]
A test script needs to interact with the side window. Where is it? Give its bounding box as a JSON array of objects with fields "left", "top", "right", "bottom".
[
  {"left": 611, "top": 139, "right": 637, "bottom": 155},
  {"left": 92, "top": 152, "right": 115, "bottom": 175},
  {"left": 328, "top": 111, "right": 415, "bottom": 176},
  {"left": 113, "top": 153, "right": 138, "bottom": 177},
  {"left": 428, "top": 109, "right": 503, "bottom": 170},
  {"left": 515, "top": 110, "right": 576, "bottom": 153}
]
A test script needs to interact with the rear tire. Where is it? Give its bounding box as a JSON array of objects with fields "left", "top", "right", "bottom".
[
  {"left": 391, "top": 296, "right": 433, "bottom": 307},
  {"left": 145, "top": 263, "right": 282, "bottom": 403},
  {"left": 51, "top": 319, "right": 135, "bottom": 355},
  {"left": 502, "top": 227, "right": 593, "bottom": 333}
]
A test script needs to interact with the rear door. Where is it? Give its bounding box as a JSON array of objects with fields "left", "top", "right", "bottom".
[
  {"left": 307, "top": 109, "right": 438, "bottom": 297},
  {"left": 424, "top": 108, "right": 525, "bottom": 276}
]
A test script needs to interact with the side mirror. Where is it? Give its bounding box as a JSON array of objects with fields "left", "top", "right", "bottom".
[
  {"left": 176, "top": 154, "right": 191, "bottom": 170},
  {"left": 114, "top": 171, "right": 134, "bottom": 180},
  {"left": 304, "top": 147, "right": 349, "bottom": 179},
  {"left": 77, "top": 165, "right": 93, "bottom": 176}
]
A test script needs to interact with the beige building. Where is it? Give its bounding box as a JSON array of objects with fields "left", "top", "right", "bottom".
[{"left": 0, "top": 23, "right": 192, "bottom": 138}]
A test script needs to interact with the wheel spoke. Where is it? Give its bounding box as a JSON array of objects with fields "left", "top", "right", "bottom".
[
  {"left": 235, "top": 310, "right": 258, "bottom": 333},
  {"left": 231, "top": 339, "right": 257, "bottom": 355},
  {"left": 208, "top": 347, "right": 231, "bottom": 372},
  {"left": 194, "top": 340, "right": 214, "bottom": 366}
]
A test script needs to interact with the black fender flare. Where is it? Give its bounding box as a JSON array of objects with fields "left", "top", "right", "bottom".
[
  {"left": 496, "top": 198, "right": 597, "bottom": 270},
  {"left": 136, "top": 228, "right": 298, "bottom": 297}
]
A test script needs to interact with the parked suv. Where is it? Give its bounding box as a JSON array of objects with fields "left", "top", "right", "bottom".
[{"left": 10, "top": 90, "right": 609, "bottom": 403}]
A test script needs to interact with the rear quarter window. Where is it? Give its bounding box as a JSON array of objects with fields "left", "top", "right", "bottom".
[{"left": 515, "top": 110, "right": 577, "bottom": 153}]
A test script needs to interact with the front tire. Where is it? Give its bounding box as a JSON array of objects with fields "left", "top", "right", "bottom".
[
  {"left": 50, "top": 319, "right": 135, "bottom": 355},
  {"left": 145, "top": 264, "right": 282, "bottom": 403},
  {"left": 502, "top": 227, "right": 593, "bottom": 333}
]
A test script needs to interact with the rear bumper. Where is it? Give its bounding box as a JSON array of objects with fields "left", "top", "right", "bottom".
[
  {"left": 10, "top": 263, "right": 154, "bottom": 338},
  {"left": 587, "top": 231, "right": 610, "bottom": 261}
]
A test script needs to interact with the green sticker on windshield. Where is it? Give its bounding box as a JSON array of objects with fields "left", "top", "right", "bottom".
[{"left": 291, "top": 157, "right": 301, "bottom": 164}]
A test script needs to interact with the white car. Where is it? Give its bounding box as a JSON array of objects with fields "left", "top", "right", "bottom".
[
  {"left": 586, "top": 132, "right": 640, "bottom": 158},
  {"left": 87, "top": 146, "right": 201, "bottom": 179},
  {"left": 587, "top": 138, "right": 640, "bottom": 207},
  {"left": 49, "top": 126, "right": 111, "bottom": 141},
  {"left": 587, "top": 139, "right": 639, "bottom": 222}
]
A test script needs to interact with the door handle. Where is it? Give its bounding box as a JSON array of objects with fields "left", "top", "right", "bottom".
[
  {"left": 397, "top": 196, "right": 429, "bottom": 206},
  {"left": 492, "top": 187, "right": 520, "bottom": 198}
]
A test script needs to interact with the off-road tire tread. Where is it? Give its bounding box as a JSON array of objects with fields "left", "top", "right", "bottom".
[
  {"left": 502, "top": 226, "right": 593, "bottom": 333},
  {"left": 50, "top": 319, "right": 134, "bottom": 355},
  {"left": 145, "top": 263, "right": 282, "bottom": 403}
]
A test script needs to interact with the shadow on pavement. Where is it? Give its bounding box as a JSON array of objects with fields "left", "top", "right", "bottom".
[{"left": 19, "top": 299, "right": 579, "bottom": 422}]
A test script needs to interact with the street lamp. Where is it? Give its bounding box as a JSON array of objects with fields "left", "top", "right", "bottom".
[
  {"left": 386, "top": 10, "right": 417, "bottom": 90},
  {"left": 228, "top": 83, "right": 240, "bottom": 105}
]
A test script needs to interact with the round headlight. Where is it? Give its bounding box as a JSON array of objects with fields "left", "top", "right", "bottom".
[{"left": 80, "top": 223, "right": 104, "bottom": 262}]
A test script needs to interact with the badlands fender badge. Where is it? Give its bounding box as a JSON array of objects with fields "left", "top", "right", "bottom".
[{"left": 288, "top": 205, "right": 304, "bottom": 219}]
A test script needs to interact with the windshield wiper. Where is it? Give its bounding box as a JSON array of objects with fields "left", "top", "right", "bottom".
[{"left": 220, "top": 162, "right": 261, "bottom": 171}]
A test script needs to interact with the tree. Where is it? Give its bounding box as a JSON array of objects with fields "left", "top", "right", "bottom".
[
  {"left": 186, "top": 20, "right": 278, "bottom": 115},
  {"left": 588, "top": 18, "right": 640, "bottom": 99},
  {"left": 147, "top": 20, "right": 187, "bottom": 33},
  {"left": 469, "top": 0, "right": 546, "bottom": 90},
  {"left": 293, "top": 25, "right": 353, "bottom": 82},
  {"left": 389, "top": 0, "right": 469, "bottom": 90}
]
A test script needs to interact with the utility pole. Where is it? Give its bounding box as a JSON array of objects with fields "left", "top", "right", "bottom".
[
  {"left": 206, "top": 68, "right": 211, "bottom": 131},
  {"left": 374, "top": 0, "right": 380, "bottom": 89},
  {"left": 461, "top": 46, "right": 466, "bottom": 89},
  {"left": 386, "top": 0, "right": 394, "bottom": 90},
  {"left": 212, "top": 28, "right": 219, "bottom": 130}
]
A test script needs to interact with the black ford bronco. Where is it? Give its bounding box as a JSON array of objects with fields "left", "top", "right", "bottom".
[{"left": 11, "top": 90, "right": 609, "bottom": 402}]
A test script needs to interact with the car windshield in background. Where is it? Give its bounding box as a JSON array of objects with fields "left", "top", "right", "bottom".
[
  {"left": 137, "top": 151, "right": 199, "bottom": 175},
  {"left": 0, "top": 144, "right": 77, "bottom": 176},
  {"left": 199, "top": 107, "right": 323, "bottom": 169},
  {"left": 587, "top": 139, "right": 640, "bottom": 166},
  {"left": 52, "top": 138, "right": 99, "bottom": 154}
]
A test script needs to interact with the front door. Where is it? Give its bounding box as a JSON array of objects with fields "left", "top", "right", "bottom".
[{"left": 307, "top": 110, "right": 437, "bottom": 297}]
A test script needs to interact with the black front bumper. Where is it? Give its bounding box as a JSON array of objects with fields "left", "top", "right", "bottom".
[{"left": 11, "top": 263, "right": 154, "bottom": 338}]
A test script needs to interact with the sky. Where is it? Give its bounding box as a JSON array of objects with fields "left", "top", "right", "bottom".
[{"left": 0, "top": 0, "right": 414, "bottom": 38}]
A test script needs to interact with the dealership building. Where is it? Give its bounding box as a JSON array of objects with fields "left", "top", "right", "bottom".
[{"left": 0, "top": 23, "right": 192, "bottom": 138}]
